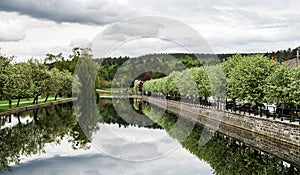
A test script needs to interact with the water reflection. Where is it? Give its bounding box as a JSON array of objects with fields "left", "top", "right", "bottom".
[
  {"left": 139, "top": 100, "right": 300, "bottom": 175},
  {"left": 94, "top": 98, "right": 181, "bottom": 161},
  {"left": 97, "top": 98, "right": 161, "bottom": 129},
  {"left": 0, "top": 100, "right": 213, "bottom": 174},
  {"left": 0, "top": 104, "right": 89, "bottom": 172},
  {"left": 1, "top": 98, "right": 299, "bottom": 175}
]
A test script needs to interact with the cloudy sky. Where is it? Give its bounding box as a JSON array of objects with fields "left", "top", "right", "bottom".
[{"left": 0, "top": 0, "right": 300, "bottom": 61}]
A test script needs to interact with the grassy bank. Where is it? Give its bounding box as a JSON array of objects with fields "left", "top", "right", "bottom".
[{"left": 0, "top": 97, "right": 69, "bottom": 111}]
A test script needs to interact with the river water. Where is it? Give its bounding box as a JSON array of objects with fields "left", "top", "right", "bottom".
[{"left": 0, "top": 98, "right": 299, "bottom": 175}]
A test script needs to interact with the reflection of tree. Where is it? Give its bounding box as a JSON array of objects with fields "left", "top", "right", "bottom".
[
  {"left": 0, "top": 104, "right": 89, "bottom": 172},
  {"left": 98, "top": 99, "right": 161, "bottom": 129},
  {"left": 142, "top": 103, "right": 299, "bottom": 175},
  {"left": 73, "top": 49, "right": 100, "bottom": 140}
]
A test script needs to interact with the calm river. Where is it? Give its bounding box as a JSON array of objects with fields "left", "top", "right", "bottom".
[{"left": 0, "top": 98, "right": 299, "bottom": 175}]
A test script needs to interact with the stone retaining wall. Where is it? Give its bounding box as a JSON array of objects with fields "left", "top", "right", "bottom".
[{"left": 143, "top": 96, "right": 300, "bottom": 147}]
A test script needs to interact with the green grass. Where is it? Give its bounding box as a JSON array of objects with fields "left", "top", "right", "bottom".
[
  {"left": 105, "top": 87, "right": 133, "bottom": 92},
  {"left": 0, "top": 98, "right": 69, "bottom": 111},
  {"left": 99, "top": 93, "right": 113, "bottom": 96},
  {"left": 0, "top": 98, "right": 34, "bottom": 105},
  {"left": 0, "top": 96, "right": 58, "bottom": 105},
  {"left": 105, "top": 88, "right": 123, "bottom": 92}
]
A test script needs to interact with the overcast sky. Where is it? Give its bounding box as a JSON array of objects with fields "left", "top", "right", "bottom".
[{"left": 0, "top": 0, "right": 300, "bottom": 61}]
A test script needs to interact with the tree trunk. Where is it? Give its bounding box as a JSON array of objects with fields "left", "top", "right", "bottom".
[
  {"left": 17, "top": 114, "right": 21, "bottom": 124},
  {"left": 33, "top": 95, "right": 39, "bottom": 104},
  {"left": 44, "top": 95, "right": 49, "bottom": 103},
  {"left": 54, "top": 94, "right": 58, "bottom": 101},
  {"left": 233, "top": 98, "right": 236, "bottom": 111},
  {"left": 36, "top": 95, "right": 39, "bottom": 104},
  {"left": 33, "top": 109, "right": 38, "bottom": 122},
  {"left": 8, "top": 115, "right": 12, "bottom": 123},
  {"left": 17, "top": 97, "right": 21, "bottom": 107},
  {"left": 45, "top": 108, "right": 50, "bottom": 116},
  {"left": 281, "top": 103, "right": 284, "bottom": 121},
  {"left": 8, "top": 99, "right": 12, "bottom": 108}
]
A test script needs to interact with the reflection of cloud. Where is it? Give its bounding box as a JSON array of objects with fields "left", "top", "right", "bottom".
[
  {"left": 9, "top": 151, "right": 212, "bottom": 175},
  {"left": 1, "top": 116, "right": 33, "bottom": 129},
  {"left": 5, "top": 122, "right": 213, "bottom": 174},
  {"left": 92, "top": 124, "right": 179, "bottom": 161}
]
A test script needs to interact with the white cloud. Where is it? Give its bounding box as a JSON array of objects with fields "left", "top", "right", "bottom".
[
  {"left": 0, "top": 12, "right": 104, "bottom": 61},
  {"left": 0, "top": 0, "right": 300, "bottom": 61},
  {"left": 69, "top": 38, "right": 92, "bottom": 49},
  {"left": 0, "top": 19, "right": 25, "bottom": 42}
]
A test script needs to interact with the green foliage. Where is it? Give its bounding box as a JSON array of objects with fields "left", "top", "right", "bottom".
[
  {"left": 221, "top": 54, "right": 243, "bottom": 77},
  {"left": 264, "top": 64, "right": 291, "bottom": 103},
  {"left": 73, "top": 49, "right": 99, "bottom": 139},
  {"left": 189, "top": 67, "right": 211, "bottom": 98},
  {"left": 2, "top": 63, "right": 34, "bottom": 106},
  {"left": 141, "top": 53, "right": 300, "bottom": 105},
  {"left": 161, "top": 77, "right": 178, "bottom": 95},
  {"left": 0, "top": 50, "right": 76, "bottom": 108},
  {"left": 206, "top": 64, "right": 226, "bottom": 98},
  {"left": 168, "top": 70, "right": 197, "bottom": 96},
  {"left": 226, "top": 54, "right": 275, "bottom": 102},
  {"left": 0, "top": 53, "right": 12, "bottom": 100},
  {"left": 29, "top": 60, "right": 50, "bottom": 101},
  {"left": 134, "top": 81, "right": 141, "bottom": 94},
  {"left": 288, "top": 67, "right": 300, "bottom": 104}
]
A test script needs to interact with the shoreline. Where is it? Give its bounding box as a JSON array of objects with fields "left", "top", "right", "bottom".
[{"left": 0, "top": 98, "right": 77, "bottom": 116}]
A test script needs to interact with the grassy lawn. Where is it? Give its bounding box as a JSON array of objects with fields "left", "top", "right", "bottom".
[
  {"left": 0, "top": 98, "right": 35, "bottom": 105},
  {"left": 105, "top": 88, "right": 124, "bottom": 92},
  {"left": 105, "top": 87, "right": 133, "bottom": 93},
  {"left": 0, "top": 96, "right": 57, "bottom": 105},
  {"left": 0, "top": 98, "right": 69, "bottom": 111},
  {"left": 99, "top": 93, "right": 113, "bottom": 96}
]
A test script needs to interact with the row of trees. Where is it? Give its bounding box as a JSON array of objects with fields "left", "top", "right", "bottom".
[
  {"left": 141, "top": 54, "right": 300, "bottom": 105},
  {"left": 0, "top": 53, "right": 73, "bottom": 108},
  {"left": 141, "top": 64, "right": 225, "bottom": 101},
  {"left": 224, "top": 54, "right": 300, "bottom": 105}
]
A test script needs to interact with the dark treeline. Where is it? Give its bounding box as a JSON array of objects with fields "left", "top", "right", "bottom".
[{"left": 95, "top": 46, "right": 300, "bottom": 89}]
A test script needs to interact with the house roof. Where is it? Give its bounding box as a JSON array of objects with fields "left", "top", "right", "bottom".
[{"left": 284, "top": 58, "right": 299, "bottom": 69}]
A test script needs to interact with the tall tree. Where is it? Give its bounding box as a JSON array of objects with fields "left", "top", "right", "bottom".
[
  {"left": 3, "top": 63, "right": 33, "bottom": 107},
  {"left": 264, "top": 64, "right": 291, "bottom": 104},
  {"left": 0, "top": 53, "right": 12, "bottom": 101},
  {"left": 226, "top": 54, "right": 275, "bottom": 103},
  {"left": 288, "top": 67, "right": 300, "bottom": 105},
  {"left": 221, "top": 54, "right": 243, "bottom": 100},
  {"left": 42, "top": 69, "right": 56, "bottom": 103},
  {"left": 189, "top": 67, "right": 211, "bottom": 99},
  {"left": 29, "top": 60, "right": 50, "bottom": 104}
]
